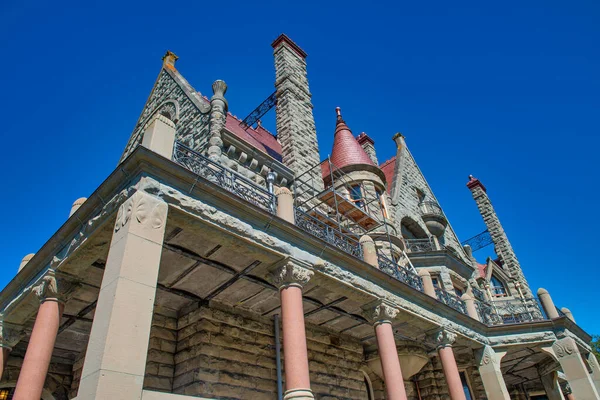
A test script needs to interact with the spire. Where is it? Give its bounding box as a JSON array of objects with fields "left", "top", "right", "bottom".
[{"left": 330, "top": 107, "right": 374, "bottom": 169}]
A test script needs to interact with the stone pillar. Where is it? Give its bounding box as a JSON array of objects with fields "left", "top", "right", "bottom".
[
  {"left": 69, "top": 197, "right": 87, "bottom": 217},
  {"left": 207, "top": 80, "right": 228, "bottom": 163},
  {"left": 418, "top": 269, "right": 436, "bottom": 298},
  {"left": 272, "top": 262, "right": 314, "bottom": 400},
  {"left": 561, "top": 308, "right": 575, "bottom": 323},
  {"left": 433, "top": 329, "right": 466, "bottom": 400},
  {"left": 276, "top": 187, "right": 295, "bottom": 224},
  {"left": 13, "top": 272, "right": 66, "bottom": 400},
  {"left": 367, "top": 302, "right": 408, "bottom": 400},
  {"left": 0, "top": 323, "right": 22, "bottom": 380},
  {"left": 360, "top": 235, "right": 378, "bottom": 267},
  {"left": 18, "top": 253, "right": 35, "bottom": 272},
  {"left": 587, "top": 353, "right": 600, "bottom": 394},
  {"left": 77, "top": 191, "right": 168, "bottom": 400},
  {"left": 540, "top": 371, "right": 566, "bottom": 400},
  {"left": 476, "top": 346, "right": 510, "bottom": 400},
  {"left": 551, "top": 336, "right": 600, "bottom": 399},
  {"left": 272, "top": 34, "right": 323, "bottom": 192},
  {"left": 141, "top": 113, "right": 176, "bottom": 159},
  {"left": 466, "top": 175, "right": 532, "bottom": 298},
  {"left": 461, "top": 294, "right": 480, "bottom": 322},
  {"left": 538, "top": 288, "right": 560, "bottom": 319}
]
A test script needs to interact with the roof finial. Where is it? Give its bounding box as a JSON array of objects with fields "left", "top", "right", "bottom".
[
  {"left": 336, "top": 107, "right": 341, "bottom": 117},
  {"left": 162, "top": 50, "right": 179, "bottom": 70}
]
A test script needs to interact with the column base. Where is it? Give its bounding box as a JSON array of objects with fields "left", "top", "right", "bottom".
[{"left": 284, "top": 388, "right": 314, "bottom": 400}]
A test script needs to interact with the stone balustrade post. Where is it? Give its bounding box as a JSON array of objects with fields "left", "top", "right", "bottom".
[
  {"left": 141, "top": 113, "right": 176, "bottom": 159},
  {"left": 207, "top": 80, "right": 228, "bottom": 163},
  {"left": 418, "top": 269, "right": 436, "bottom": 298},
  {"left": 13, "top": 271, "right": 67, "bottom": 400},
  {"left": 476, "top": 346, "right": 510, "bottom": 400},
  {"left": 276, "top": 187, "right": 295, "bottom": 224},
  {"left": 538, "top": 288, "right": 560, "bottom": 319},
  {"left": 460, "top": 294, "right": 480, "bottom": 322},
  {"left": 18, "top": 254, "right": 35, "bottom": 272},
  {"left": 561, "top": 308, "right": 575, "bottom": 323},
  {"left": 364, "top": 301, "right": 408, "bottom": 400},
  {"left": 433, "top": 329, "right": 466, "bottom": 400},
  {"left": 78, "top": 191, "right": 168, "bottom": 400},
  {"left": 271, "top": 262, "right": 314, "bottom": 400},
  {"left": 69, "top": 197, "right": 87, "bottom": 217},
  {"left": 548, "top": 336, "right": 600, "bottom": 399},
  {"left": 359, "top": 235, "right": 378, "bottom": 267}
]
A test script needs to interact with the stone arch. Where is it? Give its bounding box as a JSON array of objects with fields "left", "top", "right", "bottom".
[
  {"left": 0, "top": 381, "right": 56, "bottom": 400},
  {"left": 400, "top": 216, "right": 428, "bottom": 239},
  {"left": 155, "top": 99, "right": 180, "bottom": 122}
]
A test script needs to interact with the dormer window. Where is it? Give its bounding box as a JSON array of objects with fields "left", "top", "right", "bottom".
[{"left": 490, "top": 275, "right": 508, "bottom": 297}]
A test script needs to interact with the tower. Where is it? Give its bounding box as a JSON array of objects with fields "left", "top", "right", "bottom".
[{"left": 467, "top": 176, "right": 533, "bottom": 298}]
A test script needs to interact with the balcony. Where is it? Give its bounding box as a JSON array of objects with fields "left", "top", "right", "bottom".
[
  {"left": 435, "top": 287, "right": 467, "bottom": 314},
  {"left": 405, "top": 237, "right": 439, "bottom": 253},
  {"left": 419, "top": 200, "right": 447, "bottom": 237}
]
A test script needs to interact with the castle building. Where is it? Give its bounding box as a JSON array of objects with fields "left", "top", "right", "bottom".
[{"left": 0, "top": 34, "right": 597, "bottom": 400}]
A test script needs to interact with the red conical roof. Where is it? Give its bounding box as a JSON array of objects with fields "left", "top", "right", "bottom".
[{"left": 330, "top": 107, "right": 374, "bottom": 169}]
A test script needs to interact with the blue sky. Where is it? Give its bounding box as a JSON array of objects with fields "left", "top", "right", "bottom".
[{"left": 1, "top": 1, "right": 598, "bottom": 333}]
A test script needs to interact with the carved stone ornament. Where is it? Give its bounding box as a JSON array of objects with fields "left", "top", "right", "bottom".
[
  {"left": 432, "top": 328, "right": 457, "bottom": 349},
  {"left": 553, "top": 338, "right": 577, "bottom": 358},
  {"left": 479, "top": 345, "right": 497, "bottom": 367},
  {"left": 32, "top": 272, "right": 65, "bottom": 303},
  {"left": 0, "top": 323, "right": 23, "bottom": 350},
  {"left": 365, "top": 301, "right": 399, "bottom": 326},
  {"left": 271, "top": 262, "right": 313, "bottom": 289},
  {"left": 114, "top": 191, "right": 167, "bottom": 233}
]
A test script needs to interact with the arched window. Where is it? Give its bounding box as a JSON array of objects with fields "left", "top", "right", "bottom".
[{"left": 490, "top": 275, "right": 508, "bottom": 297}]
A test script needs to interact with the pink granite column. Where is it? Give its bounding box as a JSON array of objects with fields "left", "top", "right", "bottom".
[
  {"left": 367, "top": 302, "right": 407, "bottom": 400},
  {"left": 13, "top": 273, "right": 65, "bottom": 400},
  {"left": 273, "top": 262, "right": 314, "bottom": 400},
  {"left": 434, "top": 329, "right": 466, "bottom": 400}
]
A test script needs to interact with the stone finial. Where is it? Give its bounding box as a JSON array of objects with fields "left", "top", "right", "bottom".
[
  {"left": 431, "top": 328, "right": 457, "bottom": 349},
  {"left": 162, "top": 50, "right": 178, "bottom": 69},
  {"left": 363, "top": 300, "right": 399, "bottom": 326},
  {"left": 19, "top": 253, "right": 35, "bottom": 272},
  {"left": 537, "top": 288, "right": 560, "bottom": 319},
  {"left": 392, "top": 132, "right": 405, "bottom": 150},
  {"left": 212, "top": 80, "right": 228, "bottom": 102},
  {"left": 207, "top": 80, "right": 228, "bottom": 163},
  {"left": 271, "top": 262, "right": 313, "bottom": 290},
  {"left": 69, "top": 197, "right": 87, "bottom": 217},
  {"left": 561, "top": 307, "right": 575, "bottom": 323}
]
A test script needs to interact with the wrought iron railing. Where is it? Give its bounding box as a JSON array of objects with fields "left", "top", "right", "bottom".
[
  {"left": 480, "top": 297, "right": 546, "bottom": 325},
  {"left": 377, "top": 254, "right": 424, "bottom": 292},
  {"left": 435, "top": 287, "right": 468, "bottom": 315},
  {"left": 405, "top": 238, "right": 439, "bottom": 253},
  {"left": 294, "top": 208, "right": 362, "bottom": 258},
  {"left": 471, "top": 286, "right": 487, "bottom": 303},
  {"left": 172, "top": 142, "right": 275, "bottom": 213},
  {"left": 419, "top": 200, "right": 444, "bottom": 217}
]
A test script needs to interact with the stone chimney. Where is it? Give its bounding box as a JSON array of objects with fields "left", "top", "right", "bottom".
[
  {"left": 466, "top": 175, "right": 533, "bottom": 298},
  {"left": 272, "top": 34, "right": 323, "bottom": 191},
  {"left": 357, "top": 132, "right": 378, "bottom": 165}
]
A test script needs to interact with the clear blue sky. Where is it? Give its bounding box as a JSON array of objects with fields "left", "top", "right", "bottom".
[{"left": 1, "top": 1, "right": 598, "bottom": 334}]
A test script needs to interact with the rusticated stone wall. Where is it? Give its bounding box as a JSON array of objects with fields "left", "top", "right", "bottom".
[
  {"left": 143, "top": 310, "right": 178, "bottom": 393},
  {"left": 170, "top": 303, "right": 371, "bottom": 400}
]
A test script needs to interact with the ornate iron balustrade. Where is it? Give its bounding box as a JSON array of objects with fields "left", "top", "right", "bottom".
[
  {"left": 486, "top": 297, "right": 546, "bottom": 325},
  {"left": 419, "top": 201, "right": 444, "bottom": 217},
  {"left": 172, "top": 142, "right": 275, "bottom": 213},
  {"left": 471, "top": 286, "right": 487, "bottom": 303},
  {"left": 474, "top": 300, "right": 502, "bottom": 325},
  {"left": 435, "top": 287, "right": 468, "bottom": 315},
  {"left": 377, "top": 254, "right": 424, "bottom": 292},
  {"left": 405, "top": 238, "right": 438, "bottom": 253},
  {"left": 294, "top": 208, "right": 362, "bottom": 258}
]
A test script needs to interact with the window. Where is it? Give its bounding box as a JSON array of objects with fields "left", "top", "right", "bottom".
[
  {"left": 490, "top": 275, "right": 508, "bottom": 297},
  {"left": 349, "top": 185, "right": 364, "bottom": 209},
  {"left": 431, "top": 276, "right": 440, "bottom": 289},
  {"left": 376, "top": 189, "right": 389, "bottom": 218},
  {"left": 454, "top": 286, "right": 464, "bottom": 297},
  {"left": 459, "top": 371, "right": 473, "bottom": 400},
  {"left": 0, "top": 388, "right": 14, "bottom": 399}
]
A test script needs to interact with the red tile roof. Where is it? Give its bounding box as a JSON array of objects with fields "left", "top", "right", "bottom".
[
  {"left": 379, "top": 157, "right": 396, "bottom": 193},
  {"left": 225, "top": 113, "right": 282, "bottom": 161},
  {"left": 477, "top": 263, "right": 487, "bottom": 278},
  {"left": 329, "top": 108, "right": 374, "bottom": 170}
]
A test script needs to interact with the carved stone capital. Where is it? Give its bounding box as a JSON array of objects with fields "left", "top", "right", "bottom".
[
  {"left": 0, "top": 322, "right": 23, "bottom": 350},
  {"left": 552, "top": 337, "right": 579, "bottom": 358},
  {"left": 363, "top": 300, "right": 399, "bottom": 326},
  {"left": 431, "top": 328, "right": 457, "bottom": 349},
  {"left": 31, "top": 271, "right": 71, "bottom": 303},
  {"left": 271, "top": 262, "right": 313, "bottom": 290},
  {"left": 114, "top": 191, "right": 168, "bottom": 240},
  {"left": 476, "top": 345, "right": 506, "bottom": 367}
]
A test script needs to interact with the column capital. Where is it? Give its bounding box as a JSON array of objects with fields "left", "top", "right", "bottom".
[
  {"left": 0, "top": 322, "right": 23, "bottom": 350},
  {"left": 476, "top": 345, "right": 507, "bottom": 367},
  {"left": 31, "top": 271, "right": 72, "bottom": 304},
  {"left": 362, "top": 300, "right": 398, "bottom": 326},
  {"left": 552, "top": 336, "right": 580, "bottom": 358},
  {"left": 271, "top": 261, "right": 313, "bottom": 290},
  {"left": 431, "top": 328, "right": 457, "bottom": 349}
]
